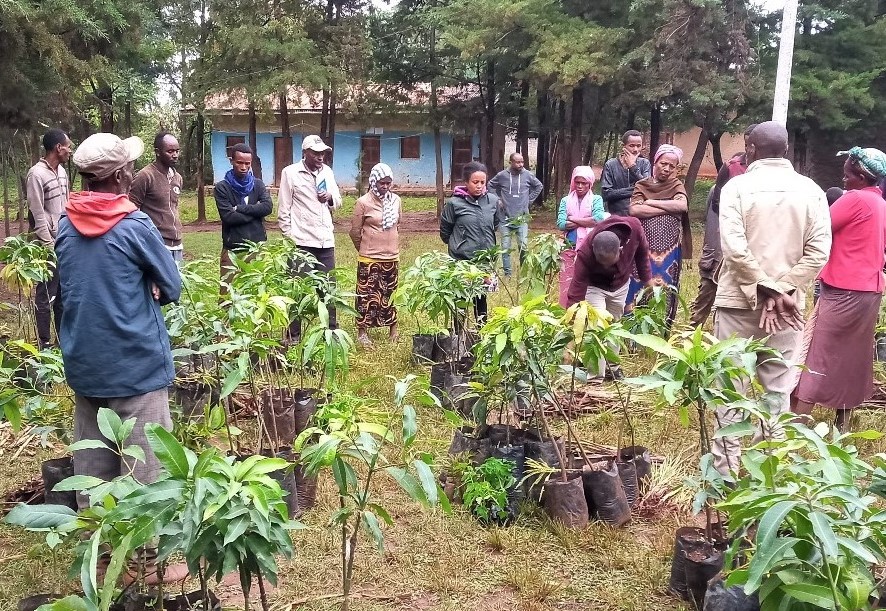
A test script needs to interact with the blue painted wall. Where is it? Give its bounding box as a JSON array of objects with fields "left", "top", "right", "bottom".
[{"left": 210, "top": 130, "right": 480, "bottom": 189}]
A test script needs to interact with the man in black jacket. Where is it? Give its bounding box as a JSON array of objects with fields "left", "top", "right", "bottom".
[
  {"left": 214, "top": 143, "right": 273, "bottom": 281},
  {"left": 601, "top": 130, "right": 652, "bottom": 216}
]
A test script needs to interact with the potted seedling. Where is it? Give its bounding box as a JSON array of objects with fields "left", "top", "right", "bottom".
[
  {"left": 452, "top": 456, "right": 517, "bottom": 525},
  {"left": 294, "top": 375, "right": 448, "bottom": 611},
  {"left": 626, "top": 327, "right": 772, "bottom": 607},
  {"left": 712, "top": 414, "right": 886, "bottom": 611},
  {"left": 518, "top": 232, "right": 566, "bottom": 302},
  {"left": 0, "top": 234, "right": 56, "bottom": 344}
]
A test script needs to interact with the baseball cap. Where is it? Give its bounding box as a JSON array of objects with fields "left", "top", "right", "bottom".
[
  {"left": 302, "top": 135, "right": 332, "bottom": 152},
  {"left": 73, "top": 133, "right": 145, "bottom": 180}
]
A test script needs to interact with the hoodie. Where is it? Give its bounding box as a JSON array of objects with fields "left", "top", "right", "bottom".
[
  {"left": 439, "top": 188, "right": 502, "bottom": 260},
  {"left": 55, "top": 191, "right": 182, "bottom": 398},
  {"left": 487, "top": 168, "right": 543, "bottom": 222}
]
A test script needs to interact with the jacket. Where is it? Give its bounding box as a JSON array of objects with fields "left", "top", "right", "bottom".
[
  {"left": 715, "top": 158, "right": 831, "bottom": 311},
  {"left": 56, "top": 192, "right": 182, "bottom": 398},
  {"left": 26, "top": 159, "right": 69, "bottom": 245},
  {"left": 129, "top": 161, "right": 184, "bottom": 247},
  {"left": 277, "top": 160, "right": 342, "bottom": 249},
  {"left": 601, "top": 157, "right": 651, "bottom": 216},
  {"left": 439, "top": 189, "right": 502, "bottom": 261},
  {"left": 214, "top": 178, "right": 274, "bottom": 251},
  {"left": 487, "top": 168, "right": 543, "bottom": 221},
  {"left": 566, "top": 216, "right": 652, "bottom": 305}
]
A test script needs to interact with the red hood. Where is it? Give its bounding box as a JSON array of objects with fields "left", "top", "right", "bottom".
[{"left": 66, "top": 192, "right": 137, "bottom": 237}]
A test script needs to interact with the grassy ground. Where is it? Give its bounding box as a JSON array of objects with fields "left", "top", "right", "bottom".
[{"left": 7, "top": 181, "right": 870, "bottom": 611}]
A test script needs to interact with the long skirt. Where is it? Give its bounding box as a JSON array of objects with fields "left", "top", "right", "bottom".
[
  {"left": 794, "top": 283, "right": 882, "bottom": 409},
  {"left": 356, "top": 260, "right": 398, "bottom": 329},
  {"left": 625, "top": 214, "right": 683, "bottom": 325}
]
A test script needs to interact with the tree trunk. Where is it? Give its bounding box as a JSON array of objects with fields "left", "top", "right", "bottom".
[
  {"left": 569, "top": 84, "right": 584, "bottom": 172},
  {"left": 684, "top": 127, "right": 710, "bottom": 201},
  {"left": 483, "top": 60, "right": 496, "bottom": 171},
  {"left": 326, "top": 90, "right": 337, "bottom": 165},
  {"left": 516, "top": 80, "right": 530, "bottom": 161},
  {"left": 429, "top": 22, "right": 445, "bottom": 218},
  {"left": 248, "top": 102, "right": 263, "bottom": 180},
  {"left": 583, "top": 135, "right": 595, "bottom": 166},
  {"left": 649, "top": 103, "right": 661, "bottom": 161},
  {"left": 2, "top": 144, "right": 9, "bottom": 237},
  {"left": 195, "top": 112, "right": 206, "bottom": 223},
  {"left": 320, "top": 87, "right": 330, "bottom": 139},
  {"left": 709, "top": 131, "right": 724, "bottom": 170},
  {"left": 604, "top": 131, "right": 616, "bottom": 163},
  {"left": 123, "top": 95, "right": 132, "bottom": 138},
  {"left": 554, "top": 100, "right": 568, "bottom": 198},
  {"left": 625, "top": 111, "right": 636, "bottom": 131},
  {"left": 95, "top": 84, "right": 114, "bottom": 133},
  {"left": 280, "top": 92, "right": 290, "bottom": 137},
  {"left": 536, "top": 89, "right": 550, "bottom": 203}
]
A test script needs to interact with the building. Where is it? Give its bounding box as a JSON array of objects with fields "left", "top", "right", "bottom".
[{"left": 202, "top": 86, "right": 482, "bottom": 191}]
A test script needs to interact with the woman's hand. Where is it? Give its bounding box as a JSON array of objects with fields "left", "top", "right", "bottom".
[{"left": 564, "top": 220, "right": 578, "bottom": 230}]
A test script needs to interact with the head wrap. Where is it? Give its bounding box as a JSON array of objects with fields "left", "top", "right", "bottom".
[
  {"left": 837, "top": 147, "right": 886, "bottom": 180},
  {"left": 368, "top": 163, "right": 398, "bottom": 230},
  {"left": 654, "top": 144, "right": 684, "bottom": 165},
  {"left": 565, "top": 166, "right": 597, "bottom": 248}
]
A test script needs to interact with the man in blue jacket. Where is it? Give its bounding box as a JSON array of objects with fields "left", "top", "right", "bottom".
[
  {"left": 56, "top": 133, "right": 184, "bottom": 582},
  {"left": 487, "top": 153, "right": 543, "bottom": 276}
]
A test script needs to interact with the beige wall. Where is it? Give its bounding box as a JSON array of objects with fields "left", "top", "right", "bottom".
[{"left": 653, "top": 127, "right": 745, "bottom": 178}]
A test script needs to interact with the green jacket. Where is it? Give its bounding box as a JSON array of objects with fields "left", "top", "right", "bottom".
[{"left": 439, "top": 189, "right": 502, "bottom": 261}]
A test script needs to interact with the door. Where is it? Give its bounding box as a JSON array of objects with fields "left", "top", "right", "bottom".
[
  {"left": 360, "top": 136, "right": 381, "bottom": 184},
  {"left": 450, "top": 136, "right": 473, "bottom": 187},
  {"left": 225, "top": 136, "right": 245, "bottom": 158},
  {"left": 274, "top": 136, "right": 293, "bottom": 186}
]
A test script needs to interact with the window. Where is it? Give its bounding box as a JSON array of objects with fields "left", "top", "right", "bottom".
[
  {"left": 226, "top": 136, "right": 245, "bottom": 157},
  {"left": 400, "top": 135, "right": 421, "bottom": 159}
]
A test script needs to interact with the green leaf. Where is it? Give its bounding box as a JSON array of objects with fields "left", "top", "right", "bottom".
[
  {"left": 223, "top": 515, "right": 251, "bottom": 546},
  {"left": 413, "top": 459, "right": 439, "bottom": 506},
  {"left": 808, "top": 511, "right": 838, "bottom": 558},
  {"left": 219, "top": 367, "right": 245, "bottom": 400},
  {"left": 145, "top": 424, "right": 190, "bottom": 479},
  {"left": 780, "top": 583, "right": 837, "bottom": 609},
  {"left": 96, "top": 407, "right": 124, "bottom": 446},
  {"left": 384, "top": 466, "right": 428, "bottom": 506},
  {"left": 51, "top": 475, "right": 105, "bottom": 492},
  {"left": 744, "top": 536, "right": 798, "bottom": 593},
  {"left": 37, "top": 595, "right": 95, "bottom": 611},
  {"left": 121, "top": 446, "right": 146, "bottom": 465},
  {"left": 714, "top": 419, "right": 756, "bottom": 439},
  {"left": 67, "top": 439, "right": 110, "bottom": 452},
  {"left": 362, "top": 510, "right": 385, "bottom": 552},
  {"left": 756, "top": 500, "right": 797, "bottom": 552},
  {"left": 4, "top": 503, "right": 77, "bottom": 529},
  {"left": 402, "top": 404, "right": 417, "bottom": 448}
]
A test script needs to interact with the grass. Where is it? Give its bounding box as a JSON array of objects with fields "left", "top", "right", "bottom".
[{"left": 1, "top": 219, "right": 874, "bottom": 611}]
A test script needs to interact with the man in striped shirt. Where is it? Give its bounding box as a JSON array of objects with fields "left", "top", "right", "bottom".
[{"left": 26, "top": 129, "right": 72, "bottom": 348}]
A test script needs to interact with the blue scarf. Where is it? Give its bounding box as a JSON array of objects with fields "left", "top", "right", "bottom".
[{"left": 224, "top": 169, "right": 255, "bottom": 198}]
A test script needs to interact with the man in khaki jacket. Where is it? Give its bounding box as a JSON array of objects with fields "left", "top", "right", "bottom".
[
  {"left": 278, "top": 135, "right": 343, "bottom": 338},
  {"left": 712, "top": 121, "right": 831, "bottom": 476}
]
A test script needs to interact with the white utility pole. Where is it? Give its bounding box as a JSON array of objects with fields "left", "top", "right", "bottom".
[{"left": 772, "top": 0, "right": 800, "bottom": 126}]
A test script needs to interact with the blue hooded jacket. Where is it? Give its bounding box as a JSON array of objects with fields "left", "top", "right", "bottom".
[{"left": 56, "top": 191, "right": 182, "bottom": 397}]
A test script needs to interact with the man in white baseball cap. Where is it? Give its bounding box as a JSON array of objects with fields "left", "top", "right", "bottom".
[
  {"left": 278, "top": 134, "right": 343, "bottom": 340},
  {"left": 57, "top": 132, "right": 186, "bottom": 584}
]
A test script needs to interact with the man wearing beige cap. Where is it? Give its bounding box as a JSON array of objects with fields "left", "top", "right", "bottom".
[
  {"left": 278, "top": 134, "right": 343, "bottom": 339},
  {"left": 55, "top": 133, "right": 184, "bottom": 582}
]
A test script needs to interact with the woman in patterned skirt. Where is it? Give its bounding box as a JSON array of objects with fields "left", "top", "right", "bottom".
[
  {"left": 626, "top": 144, "right": 692, "bottom": 327},
  {"left": 349, "top": 163, "right": 402, "bottom": 347}
]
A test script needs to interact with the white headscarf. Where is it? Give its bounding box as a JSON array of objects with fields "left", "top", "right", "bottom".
[{"left": 369, "top": 163, "right": 397, "bottom": 230}]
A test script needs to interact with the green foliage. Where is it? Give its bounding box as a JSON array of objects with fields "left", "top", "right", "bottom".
[
  {"left": 719, "top": 419, "right": 886, "bottom": 611},
  {"left": 0, "top": 235, "right": 55, "bottom": 292},
  {"left": 622, "top": 286, "right": 679, "bottom": 339},
  {"left": 453, "top": 457, "right": 516, "bottom": 524},
  {"left": 518, "top": 233, "right": 566, "bottom": 299}
]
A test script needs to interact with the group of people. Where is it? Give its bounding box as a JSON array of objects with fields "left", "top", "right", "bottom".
[{"left": 21, "top": 117, "right": 886, "bottom": 577}]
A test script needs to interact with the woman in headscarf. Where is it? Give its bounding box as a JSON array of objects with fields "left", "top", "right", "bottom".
[
  {"left": 793, "top": 147, "right": 886, "bottom": 431},
  {"left": 557, "top": 166, "right": 607, "bottom": 307},
  {"left": 349, "top": 163, "right": 402, "bottom": 347},
  {"left": 626, "top": 144, "right": 692, "bottom": 326}
]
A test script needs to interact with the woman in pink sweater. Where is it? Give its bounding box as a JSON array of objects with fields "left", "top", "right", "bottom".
[{"left": 793, "top": 147, "right": 886, "bottom": 431}]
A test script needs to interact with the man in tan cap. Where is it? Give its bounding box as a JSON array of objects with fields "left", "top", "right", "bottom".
[
  {"left": 278, "top": 134, "right": 342, "bottom": 339},
  {"left": 56, "top": 133, "right": 184, "bottom": 583}
]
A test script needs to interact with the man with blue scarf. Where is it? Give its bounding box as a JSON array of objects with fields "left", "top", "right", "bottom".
[{"left": 214, "top": 143, "right": 273, "bottom": 278}]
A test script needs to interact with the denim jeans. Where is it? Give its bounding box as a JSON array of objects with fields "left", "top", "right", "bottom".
[{"left": 500, "top": 222, "right": 529, "bottom": 276}]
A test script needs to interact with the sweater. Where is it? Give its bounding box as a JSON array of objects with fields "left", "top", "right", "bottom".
[
  {"left": 56, "top": 193, "right": 181, "bottom": 397},
  {"left": 439, "top": 190, "right": 502, "bottom": 260},
  {"left": 277, "top": 160, "right": 342, "bottom": 249},
  {"left": 129, "top": 161, "right": 184, "bottom": 247},
  {"left": 26, "top": 159, "right": 69, "bottom": 245},
  {"left": 214, "top": 178, "right": 274, "bottom": 251},
  {"left": 819, "top": 186, "right": 886, "bottom": 293},
  {"left": 349, "top": 192, "right": 401, "bottom": 259},
  {"left": 600, "top": 157, "right": 652, "bottom": 216},
  {"left": 566, "top": 216, "right": 652, "bottom": 305},
  {"left": 487, "top": 168, "right": 543, "bottom": 221}
]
